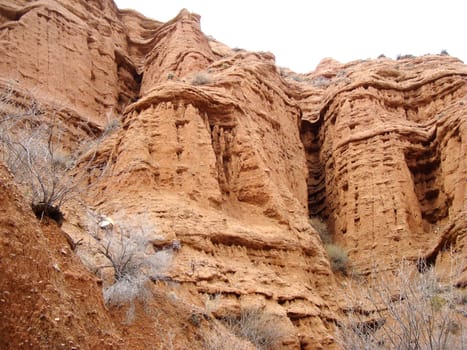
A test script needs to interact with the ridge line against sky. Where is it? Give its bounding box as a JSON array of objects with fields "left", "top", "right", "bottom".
[{"left": 114, "top": 0, "right": 466, "bottom": 73}]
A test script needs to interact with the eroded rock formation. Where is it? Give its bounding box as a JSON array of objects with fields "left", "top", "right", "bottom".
[
  {"left": 0, "top": 0, "right": 466, "bottom": 349},
  {"left": 299, "top": 57, "right": 467, "bottom": 275}
]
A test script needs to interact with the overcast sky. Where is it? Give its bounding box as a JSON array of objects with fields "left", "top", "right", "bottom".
[{"left": 114, "top": 0, "right": 466, "bottom": 73}]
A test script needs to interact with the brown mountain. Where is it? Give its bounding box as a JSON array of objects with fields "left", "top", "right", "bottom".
[{"left": 0, "top": 1, "right": 465, "bottom": 349}]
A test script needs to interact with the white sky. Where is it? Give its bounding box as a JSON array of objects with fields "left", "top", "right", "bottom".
[{"left": 114, "top": 0, "right": 466, "bottom": 73}]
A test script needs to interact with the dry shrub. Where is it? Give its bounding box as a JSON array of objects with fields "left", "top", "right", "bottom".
[
  {"left": 337, "top": 259, "right": 466, "bottom": 349},
  {"left": 311, "top": 76, "right": 331, "bottom": 88},
  {"left": 87, "top": 213, "right": 172, "bottom": 282},
  {"left": 204, "top": 293, "right": 221, "bottom": 315},
  {"left": 396, "top": 54, "right": 416, "bottom": 60},
  {"left": 222, "top": 308, "right": 286, "bottom": 349},
  {"left": 92, "top": 219, "right": 173, "bottom": 323},
  {"left": 191, "top": 72, "right": 212, "bottom": 86},
  {"left": 0, "top": 83, "right": 104, "bottom": 223},
  {"left": 103, "top": 275, "right": 151, "bottom": 324},
  {"left": 310, "top": 216, "right": 331, "bottom": 243},
  {"left": 103, "top": 115, "right": 121, "bottom": 136},
  {"left": 204, "top": 325, "right": 253, "bottom": 350},
  {"left": 0, "top": 98, "right": 74, "bottom": 222},
  {"left": 325, "top": 243, "right": 350, "bottom": 274}
]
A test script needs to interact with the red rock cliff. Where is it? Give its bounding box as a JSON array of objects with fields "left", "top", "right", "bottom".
[
  {"left": 0, "top": 0, "right": 466, "bottom": 349},
  {"left": 299, "top": 57, "right": 467, "bottom": 275}
]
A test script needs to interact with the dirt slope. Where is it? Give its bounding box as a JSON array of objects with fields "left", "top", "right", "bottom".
[{"left": 0, "top": 164, "right": 123, "bottom": 349}]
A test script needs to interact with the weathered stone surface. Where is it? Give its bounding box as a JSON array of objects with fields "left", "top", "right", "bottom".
[
  {"left": 299, "top": 56, "right": 467, "bottom": 273},
  {"left": 0, "top": 0, "right": 155, "bottom": 124},
  {"left": 0, "top": 0, "right": 466, "bottom": 349}
]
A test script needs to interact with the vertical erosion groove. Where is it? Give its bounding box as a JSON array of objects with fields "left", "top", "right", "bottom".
[
  {"left": 300, "top": 119, "right": 327, "bottom": 219},
  {"left": 209, "top": 122, "right": 236, "bottom": 198}
]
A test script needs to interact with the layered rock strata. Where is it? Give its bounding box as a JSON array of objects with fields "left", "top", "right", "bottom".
[
  {"left": 0, "top": 0, "right": 466, "bottom": 348},
  {"left": 299, "top": 57, "right": 467, "bottom": 274}
]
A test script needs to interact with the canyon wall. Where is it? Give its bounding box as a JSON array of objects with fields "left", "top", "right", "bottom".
[
  {"left": 299, "top": 57, "right": 467, "bottom": 275},
  {"left": 0, "top": 0, "right": 466, "bottom": 349}
]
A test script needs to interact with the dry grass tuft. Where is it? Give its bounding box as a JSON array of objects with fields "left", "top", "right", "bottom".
[
  {"left": 222, "top": 308, "right": 286, "bottom": 349},
  {"left": 325, "top": 243, "right": 350, "bottom": 274}
]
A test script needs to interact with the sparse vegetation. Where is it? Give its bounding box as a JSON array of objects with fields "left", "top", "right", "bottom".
[
  {"left": 440, "top": 49, "right": 450, "bottom": 56},
  {"left": 337, "top": 259, "right": 466, "bottom": 349},
  {"left": 204, "top": 324, "right": 253, "bottom": 350},
  {"left": 325, "top": 243, "right": 350, "bottom": 274},
  {"left": 396, "top": 54, "right": 416, "bottom": 60},
  {"left": 103, "top": 274, "right": 151, "bottom": 324},
  {"left": 310, "top": 216, "right": 331, "bottom": 244},
  {"left": 310, "top": 217, "right": 352, "bottom": 275},
  {"left": 204, "top": 293, "right": 221, "bottom": 315},
  {"left": 311, "top": 76, "right": 331, "bottom": 88},
  {"left": 222, "top": 308, "right": 286, "bottom": 349},
  {"left": 87, "top": 217, "right": 173, "bottom": 323},
  {"left": 289, "top": 74, "right": 304, "bottom": 82},
  {"left": 103, "top": 114, "right": 121, "bottom": 136},
  {"left": 336, "top": 70, "right": 348, "bottom": 78},
  {"left": 191, "top": 72, "right": 212, "bottom": 86},
  {"left": 0, "top": 85, "right": 87, "bottom": 224}
]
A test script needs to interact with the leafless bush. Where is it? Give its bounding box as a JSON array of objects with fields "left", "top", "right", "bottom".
[
  {"left": 191, "top": 72, "right": 212, "bottom": 86},
  {"left": 337, "top": 259, "right": 466, "bottom": 349},
  {"left": 103, "top": 274, "right": 150, "bottom": 323},
  {"left": 100, "top": 231, "right": 172, "bottom": 288},
  {"left": 0, "top": 85, "right": 99, "bottom": 223},
  {"left": 102, "top": 116, "right": 121, "bottom": 136},
  {"left": 222, "top": 308, "right": 285, "bottom": 349},
  {"left": 396, "top": 54, "right": 416, "bottom": 60},
  {"left": 94, "top": 220, "right": 172, "bottom": 323}
]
